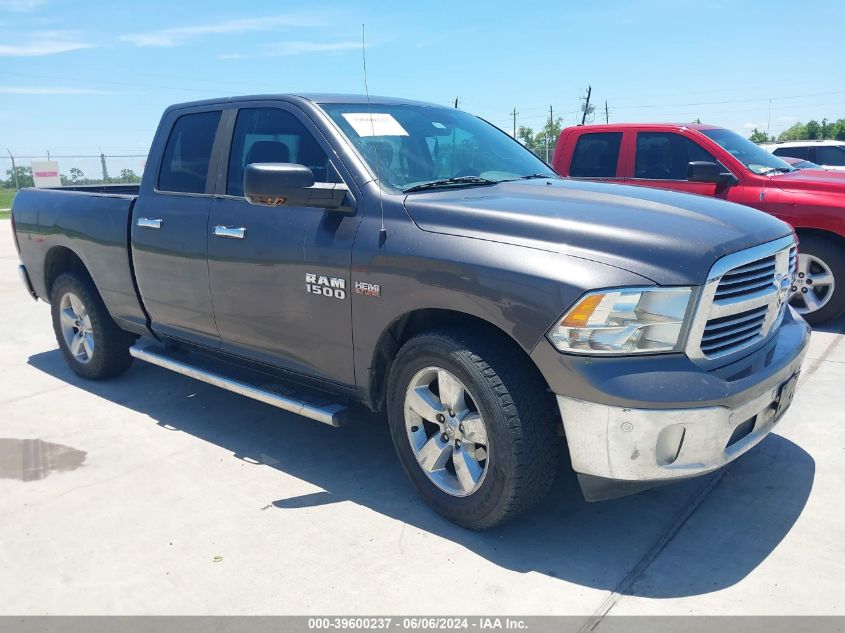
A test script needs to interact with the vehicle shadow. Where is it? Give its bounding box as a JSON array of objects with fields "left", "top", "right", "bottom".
[{"left": 28, "top": 349, "right": 815, "bottom": 599}]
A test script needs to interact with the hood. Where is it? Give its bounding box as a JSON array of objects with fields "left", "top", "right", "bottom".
[
  {"left": 769, "top": 168, "right": 845, "bottom": 195},
  {"left": 403, "top": 179, "right": 792, "bottom": 286}
]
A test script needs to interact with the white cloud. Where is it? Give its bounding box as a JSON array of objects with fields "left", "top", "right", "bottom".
[
  {"left": 777, "top": 115, "right": 797, "bottom": 123},
  {"left": 120, "top": 15, "right": 322, "bottom": 47},
  {"left": 0, "top": 30, "right": 93, "bottom": 56},
  {"left": 220, "top": 40, "right": 361, "bottom": 59},
  {"left": 0, "top": 0, "right": 46, "bottom": 12},
  {"left": 742, "top": 122, "right": 760, "bottom": 130},
  {"left": 0, "top": 86, "right": 107, "bottom": 94}
]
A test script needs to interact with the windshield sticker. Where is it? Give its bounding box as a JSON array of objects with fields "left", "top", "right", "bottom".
[{"left": 342, "top": 113, "right": 409, "bottom": 137}]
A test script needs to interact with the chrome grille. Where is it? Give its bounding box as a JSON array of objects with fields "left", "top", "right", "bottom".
[
  {"left": 713, "top": 255, "right": 776, "bottom": 300},
  {"left": 687, "top": 236, "right": 795, "bottom": 362},
  {"left": 700, "top": 305, "right": 768, "bottom": 356}
]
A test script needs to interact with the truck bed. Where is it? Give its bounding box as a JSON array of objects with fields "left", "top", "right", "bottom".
[{"left": 12, "top": 186, "right": 149, "bottom": 335}]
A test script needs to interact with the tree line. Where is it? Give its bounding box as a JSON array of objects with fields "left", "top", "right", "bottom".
[
  {"left": 2, "top": 166, "right": 141, "bottom": 189},
  {"left": 748, "top": 118, "right": 845, "bottom": 144}
]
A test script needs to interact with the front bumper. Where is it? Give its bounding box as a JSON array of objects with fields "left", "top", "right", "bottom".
[{"left": 532, "top": 308, "right": 810, "bottom": 500}]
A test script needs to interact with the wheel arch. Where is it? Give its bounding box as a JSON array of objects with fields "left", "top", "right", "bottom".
[
  {"left": 43, "top": 246, "right": 94, "bottom": 302},
  {"left": 794, "top": 227, "right": 845, "bottom": 251},
  {"left": 365, "top": 308, "right": 548, "bottom": 412}
]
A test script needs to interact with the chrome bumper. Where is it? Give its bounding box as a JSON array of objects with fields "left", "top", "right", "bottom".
[{"left": 557, "top": 380, "right": 793, "bottom": 483}]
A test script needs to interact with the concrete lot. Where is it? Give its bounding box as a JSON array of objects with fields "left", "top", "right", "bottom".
[{"left": 1, "top": 218, "right": 843, "bottom": 618}]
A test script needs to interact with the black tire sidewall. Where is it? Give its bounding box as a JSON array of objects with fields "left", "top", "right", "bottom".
[
  {"left": 50, "top": 273, "right": 130, "bottom": 380},
  {"left": 386, "top": 335, "right": 519, "bottom": 528}
]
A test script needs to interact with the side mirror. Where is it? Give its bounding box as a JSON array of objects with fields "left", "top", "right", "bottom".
[
  {"left": 244, "top": 163, "right": 353, "bottom": 211},
  {"left": 687, "top": 161, "right": 737, "bottom": 185}
]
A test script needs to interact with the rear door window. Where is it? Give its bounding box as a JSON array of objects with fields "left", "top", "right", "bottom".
[
  {"left": 773, "top": 146, "right": 810, "bottom": 161},
  {"left": 158, "top": 111, "right": 221, "bottom": 194},
  {"left": 815, "top": 145, "right": 845, "bottom": 166},
  {"left": 634, "top": 132, "right": 720, "bottom": 180},
  {"left": 569, "top": 132, "right": 622, "bottom": 177}
]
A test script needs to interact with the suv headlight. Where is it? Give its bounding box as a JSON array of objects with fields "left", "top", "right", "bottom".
[{"left": 547, "top": 287, "right": 693, "bottom": 355}]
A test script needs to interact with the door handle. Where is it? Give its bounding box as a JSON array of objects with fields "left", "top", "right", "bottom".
[
  {"left": 137, "top": 217, "right": 162, "bottom": 229},
  {"left": 213, "top": 226, "right": 246, "bottom": 239}
]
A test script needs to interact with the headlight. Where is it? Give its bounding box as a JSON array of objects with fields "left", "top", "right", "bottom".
[{"left": 547, "top": 287, "right": 693, "bottom": 355}]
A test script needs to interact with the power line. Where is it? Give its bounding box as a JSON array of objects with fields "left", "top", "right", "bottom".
[{"left": 612, "top": 89, "right": 845, "bottom": 109}]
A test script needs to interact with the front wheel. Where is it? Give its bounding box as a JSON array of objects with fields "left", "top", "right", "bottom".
[
  {"left": 790, "top": 236, "right": 845, "bottom": 325},
  {"left": 386, "top": 328, "right": 559, "bottom": 529}
]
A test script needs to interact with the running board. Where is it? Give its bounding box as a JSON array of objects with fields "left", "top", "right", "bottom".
[{"left": 129, "top": 343, "right": 349, "bottom": 427}]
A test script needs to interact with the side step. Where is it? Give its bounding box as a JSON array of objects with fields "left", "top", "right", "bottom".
[{"left": 129, "top": 343, "right": 349, "bottom": 427}]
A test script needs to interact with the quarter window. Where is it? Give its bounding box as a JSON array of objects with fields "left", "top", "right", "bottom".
[
  {"left": 569, "top": 132, "right": 622, "bottom": 178},
  {"left": 227, "top": 108, "right": 337, "bottom": 197},
  {"left": 815, "top": 145, "right": 845, "bottom": 167},
  {"left": 635, "top": 132, "right": 719, "bottom": 180},
  {"left": 158, "top": 111, "right": 221, "bottom": 194}
]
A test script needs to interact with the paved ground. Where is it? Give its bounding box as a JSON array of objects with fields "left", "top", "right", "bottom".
[{"left": 1, "top": 218, "right": 843, "bottom": 618}]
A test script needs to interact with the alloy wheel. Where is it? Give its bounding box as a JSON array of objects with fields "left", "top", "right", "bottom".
[
  {"left": 403, "top": 367, "right": 490, "bottom": 497},
  {"left": 59, "top": 292, "right": 94, "bottom": 364},
  {"left": 790, "top": 253, "right": 836, "bottom": 315}
]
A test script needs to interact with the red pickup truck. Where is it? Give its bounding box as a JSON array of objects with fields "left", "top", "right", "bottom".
[{"left": 552, "top": 123, "right": 845, "bottom": 324}]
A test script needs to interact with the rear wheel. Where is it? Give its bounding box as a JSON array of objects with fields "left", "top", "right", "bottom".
[
  {"left": 386, "top": 328, "right": 559, "bottom": 529},
  {"left": 790, "top": 236, "right": 845, "bottom": 325},
  {"left": 50, "top": 272, "right": 134, "bottom": 380}
]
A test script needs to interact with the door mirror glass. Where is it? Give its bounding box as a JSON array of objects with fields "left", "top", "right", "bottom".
[
  {"left": 687, "top": 161, "right": 736, "bottom": 185},
  {"left": 244, "top": 162, "right": 352, "bottom": 211}
]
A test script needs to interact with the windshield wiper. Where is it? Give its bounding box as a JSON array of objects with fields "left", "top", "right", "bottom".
[
  {"left": 402, "top": 176, "right": 499, "bottom": 193},
  {"left": 760, "top": 166, "right": 795, "bottom": 175},
  {"left": 520, "top": 173, "right": 557, "bottom": 180}
]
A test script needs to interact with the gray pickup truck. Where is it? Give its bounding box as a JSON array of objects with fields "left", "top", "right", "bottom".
[{"left": 12, "top": 94, "right": 809, "bottom": 528}]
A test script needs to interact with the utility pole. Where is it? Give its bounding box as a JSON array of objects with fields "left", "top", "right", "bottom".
[
  {"left": 546, "top": 104, "right": 553, "bottom": 162},
  {"left": 766, "top": 98, "right": 772, "bottom": 139},
  {"left": 511, "top": 107, "right": 518, "bottom": 138},
  {"left": 454, "top": 97, "right": 459, "bottom": 109},
  {"left": 100, "top": 152, "right": 109, "bottom": 183},
  {"left": 46, "top": 149, "right": 50, "bottom": 160},
  {"left": 580, "top": 85, "right": 592, "bottom": 125},
  {"left": 7, "top": 149, "right": 19, "bottom": 191},
  {"left": 605, "top": 100, "right": 609, "bottom": 124}
]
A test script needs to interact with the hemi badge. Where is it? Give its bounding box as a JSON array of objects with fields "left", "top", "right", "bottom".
[{"left": 355, "top": 281, "right": 381, "bottom": 297}]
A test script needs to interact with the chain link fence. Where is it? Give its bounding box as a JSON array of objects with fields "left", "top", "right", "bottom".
[
  {"left": 528, "top": 144, "right": 558, "bottom": 164},
  {"left": 1, "top": 153, "right": 149, "bottom": 204},
  {"left": 1, "top": 143, "right": 558, "bottom": 212}
]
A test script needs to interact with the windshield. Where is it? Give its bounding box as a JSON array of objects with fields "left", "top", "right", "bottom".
[
  {"left": 320, "top": 103, "right": 557, "bottom": 192},
  {"left": 700, "top": 128, "right": 795, "bottom": 175}
]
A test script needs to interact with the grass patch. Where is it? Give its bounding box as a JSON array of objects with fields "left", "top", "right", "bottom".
[{"left": 0, "top": 188, "right": 16, "bottom": 217}]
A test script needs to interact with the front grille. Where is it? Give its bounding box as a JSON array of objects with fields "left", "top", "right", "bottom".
[
  {"left": 713, "top": 255, "right": 776, "bottom": 300},
  {"left": 701, "top": 306, "right": 768, "bottom": 355},
  {"left": 687, "top": 236, "right": 795, "bottom": 362}
]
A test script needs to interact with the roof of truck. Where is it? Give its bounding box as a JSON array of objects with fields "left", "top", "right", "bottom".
[
  {"left": 166, "top": 93, "right": 442, "bottom": 112},
  {"left": 565, "top": 123, "right": 721, "bottom": 131}
]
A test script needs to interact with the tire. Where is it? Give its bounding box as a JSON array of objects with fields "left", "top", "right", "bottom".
[
  {"left": 386, "top": 327, "right": 559, "bottom": 530},
  {"left": 50, "top": 272, "right": 134, "bottom": 380},
  {"left": 790, "top": 235, "right": 845, "bottom": 325}
]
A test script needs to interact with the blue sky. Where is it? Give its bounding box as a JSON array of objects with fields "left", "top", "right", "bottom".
[{"left": 1, "top": 0, "right": 844, "bottom": 173}]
